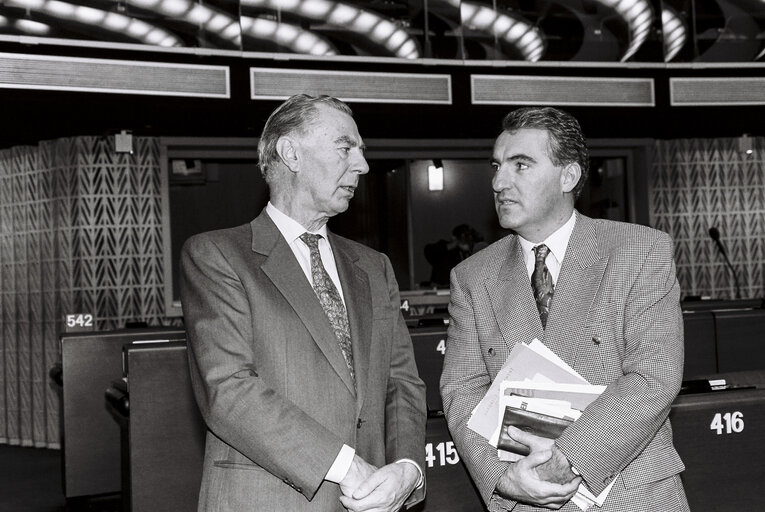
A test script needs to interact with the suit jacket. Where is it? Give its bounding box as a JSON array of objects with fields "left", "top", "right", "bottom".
[
  {"left": 440, "top": 213, "right": 688, "bottom": 512},
  {"left": 180, "top": 209, "right": 427, "bottom": 512}
]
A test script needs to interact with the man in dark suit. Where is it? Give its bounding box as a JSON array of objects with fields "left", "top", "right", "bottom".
[
  {"left": 440, "top": 107, "right": 689, "bottom": 511},
  {"left": 181, "top": 94, "right": 426, "bottom": 512}
]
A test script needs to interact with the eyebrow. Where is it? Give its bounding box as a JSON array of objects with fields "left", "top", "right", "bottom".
[
  {"left": 334, "top": 135, "right": 365, "bottom": 152},
  {"left": 491, "top": 153, "right": 536, "bottom": 166}
]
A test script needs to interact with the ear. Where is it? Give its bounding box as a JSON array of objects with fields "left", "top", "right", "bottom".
[
  {"left": 275, "top": 136, "right": 299, "bottom": 173},
  {"left": 560, "top": 162, "right": 581, "bottom": 194}
]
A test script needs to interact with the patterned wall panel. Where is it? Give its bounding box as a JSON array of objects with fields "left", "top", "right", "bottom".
[
  {"left": 0, "top": 136, "right": 171, "bottom": 448},
  {"left": 651, "top": 138, "right": 765, "bottom": 300}
]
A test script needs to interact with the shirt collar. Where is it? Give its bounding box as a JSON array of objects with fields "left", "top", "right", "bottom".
[
  {"left": 518, "top": 211, "right": 577, "bottom": 264},
  {"left": 266, "top": 202, "right": 329, "bottom": 243}
]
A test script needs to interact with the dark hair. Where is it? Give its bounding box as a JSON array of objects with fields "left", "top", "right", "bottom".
[
  {"left": 501, "top": 107, "right": 589, "bottom": 199},
  {"left": 257, "top": 94, "right": 353, "bottom": 179}
]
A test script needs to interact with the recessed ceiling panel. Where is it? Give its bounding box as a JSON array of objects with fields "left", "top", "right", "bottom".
[
  {"left": 471, "top": 74, "right": 654, "bottom": 106},
  {"left": 251, "top": 67, "right": 452, "bottom": 104}
]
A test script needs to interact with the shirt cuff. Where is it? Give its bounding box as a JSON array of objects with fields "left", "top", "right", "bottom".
[
  {"left": 325, "top": 444, "right": 355, "bottom": 483},
  {"left": 395, "top": 458, "right": 424, "bottom": 489}
]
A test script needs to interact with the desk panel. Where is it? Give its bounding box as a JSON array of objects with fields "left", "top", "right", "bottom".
[
  {"left": 410, "top": 325, "right": 449, "bottom": 413},
  {"left": 713, "top": 310, "right": 765, "bottom": 372},
  {"left": 60, "top": 328, "right": 185, "bottom": 498},
  {"left": 670, "top": 388, "right": 765, "bottom": 511}
]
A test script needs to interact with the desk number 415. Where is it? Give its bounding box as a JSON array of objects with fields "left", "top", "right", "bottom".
[{"left": 710, "top": 411, "right": 744, "bottom": 435}]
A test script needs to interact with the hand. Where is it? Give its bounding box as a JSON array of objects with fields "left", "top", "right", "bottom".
[
  {"left": 495, "top": 427, "right": 581, "bottom": 509},
  {"left": 505, "top": 426, "right": 578, "bottom": 485},
  {"left": 339, "top": 455, "right": 378, "bottom": 498},
  {"left": 339, "top": 462, "right": 419, "bottom": 512}
]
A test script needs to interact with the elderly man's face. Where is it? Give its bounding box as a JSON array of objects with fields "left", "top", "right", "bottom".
[{"left": 294, "top": 104, "right": 369, "bottom": 219}]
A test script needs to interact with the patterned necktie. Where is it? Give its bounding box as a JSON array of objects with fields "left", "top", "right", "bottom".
[
  {"left": 300, "top": 233, "right": 355, "bottom": 386},
  {"left": 532, "top": 244, "right": 555, "bottom": 329}
]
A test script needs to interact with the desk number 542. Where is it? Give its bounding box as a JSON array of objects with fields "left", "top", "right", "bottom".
[{"left": 710, "top": 411, "right": 744, "bottom": 435}]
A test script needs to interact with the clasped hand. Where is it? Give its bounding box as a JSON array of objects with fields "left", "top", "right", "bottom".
[
  {"left": 339, "top": 455, "right": 419, "bottom": 512},
  {"left": 495, "top": 426, "right": 581, "bottom": 510}
]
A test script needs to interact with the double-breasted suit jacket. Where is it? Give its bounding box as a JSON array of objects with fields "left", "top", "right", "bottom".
[
  {"left": 180, "top": 209, "right": 427, "bottom": 512},
  {"left": 441, "top": 213, "right": 688, "bottom": 512}
]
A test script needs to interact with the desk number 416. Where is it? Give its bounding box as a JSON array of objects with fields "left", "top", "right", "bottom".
[{"left": 710, "top": 411, "right": 744, "bottom": 435}]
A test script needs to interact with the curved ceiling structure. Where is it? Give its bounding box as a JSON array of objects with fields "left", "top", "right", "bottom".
[
  {"left": 0, "top": 0, "right": 763, "bottom": 63},
  {"left": 2, "top": 0, "right": 183, "bottom": 46}
]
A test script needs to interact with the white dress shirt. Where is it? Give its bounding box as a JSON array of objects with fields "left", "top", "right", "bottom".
[
  {"left": 266, "top": 202, "right": 422, "bottom": 487},
  {"left": 518, "top": 211, "right": 577, "bottom": 285}
]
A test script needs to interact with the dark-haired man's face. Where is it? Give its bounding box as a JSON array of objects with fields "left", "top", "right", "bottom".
[{"left": 491, "top": 128, "right": 575, "bottom": 242}]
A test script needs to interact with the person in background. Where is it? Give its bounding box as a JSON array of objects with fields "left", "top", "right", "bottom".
[
  {"left": 440, "top": 106, "right": 688, "bottom": 511},
  {"left": 181, "top": 94, "right": 427, "bottom": 512},
  {"left": 425, "top": 224, "right": 486, "bottom": 287}
]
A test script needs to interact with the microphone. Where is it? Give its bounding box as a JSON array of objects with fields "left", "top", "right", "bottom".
[{"left": 708, "top": 227, "right": 741, "bottom": 299}]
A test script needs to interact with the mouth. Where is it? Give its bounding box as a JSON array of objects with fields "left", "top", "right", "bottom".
[
  {"left": 496, "top": 196, "right": 517, "bottom": 206},
  {"left": 340, "top": 185, "right": 356, "bottom": 195}
]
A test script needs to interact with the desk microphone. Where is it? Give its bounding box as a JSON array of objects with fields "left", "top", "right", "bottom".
[{"left": 708, "top": 227, "right": 741, "bottom": 299}]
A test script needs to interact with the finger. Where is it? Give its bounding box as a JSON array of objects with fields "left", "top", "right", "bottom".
[
  {"left": 521, "top": 448, "right": 554, "bottom": 469},
  {"left": 352, "top": 470, "right": 386, "bottom": 500},
  {"left": 506, "top": 425, "right": 548, "bottom": 451}
]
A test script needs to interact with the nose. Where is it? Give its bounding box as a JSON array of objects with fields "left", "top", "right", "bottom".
[
  {"left": 353, "top": 149, "right": 370, "bottom": 175},
  {"left": 492, "top": 165, "right": 511, "bottom": 193}
]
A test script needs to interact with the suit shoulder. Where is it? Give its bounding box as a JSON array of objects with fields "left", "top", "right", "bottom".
[
  {"left": 454, "top": 235, "right": 515, "bottom": 276},
  {"left": 182, "top": 223, "right": 251, "bottom": 255},
  {"left": 591, "top": 218, "right": 672, "bottom": 255}
]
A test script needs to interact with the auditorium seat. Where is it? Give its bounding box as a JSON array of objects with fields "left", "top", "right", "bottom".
[
  {"left": 409, "top": 322, "right": 449, "bottom": 413},
  {"left": 108, "top": 340, "right": 206, "bottom": 512},
  {"left": 681, "top": 311, "right": 718, "bottom": 379},
  {"left": 712, "top": 309, "right": 765, "bottom": 372},
  {"left": 670, "top": 386, "right": 765, "bottom": 511},
  {"left": 58, "top": 327, "right": 185, "bottom": 499},
  {"left": 412, "top": 414, "right": 484, "bottom": 512}
]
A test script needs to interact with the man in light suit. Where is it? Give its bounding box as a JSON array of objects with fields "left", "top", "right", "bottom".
[
  {"left": 181, "top": 94, "right": 426, "bottom": 512},
  {"left": 440, "top": 107, "right": 689, "bottom": 511}
]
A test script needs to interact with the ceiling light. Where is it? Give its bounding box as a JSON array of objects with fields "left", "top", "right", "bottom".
[
  {"left": 461, "top": 2, "right": 544, "bottom": 62},
  {"left": 661, "top": 7, "right": 686, "bottom": 62},
  {"left": 241, "top": 15, "right": 336, "bottom": 55},
  {"left": 15, "top": 19, "right": 51, "bottom": 34},
  {"left": 428, "top": 160, "right": 444, "bottom": 191}
]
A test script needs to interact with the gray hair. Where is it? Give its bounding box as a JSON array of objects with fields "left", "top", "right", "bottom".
[
  {"left": 257, "top": 94, "right": 353, "bottom": 180},
  {"left": 502, "top": 107, "right": 589, "bottom": 199}
]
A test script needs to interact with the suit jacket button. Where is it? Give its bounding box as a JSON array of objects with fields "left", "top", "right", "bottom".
[
  {"left": 357, "top": 418, "right": 364, "bottom": 429},
  {"left": 592, "top": 336, "right": 601, "bottom": 345}
]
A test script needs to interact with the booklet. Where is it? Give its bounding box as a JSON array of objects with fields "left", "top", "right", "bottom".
[{"left": 467, "top": 339, "right": 615, "bottom": 511}]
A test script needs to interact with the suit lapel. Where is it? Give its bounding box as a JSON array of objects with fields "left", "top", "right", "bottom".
[
  {"left": 545, "top": 213, "right": 607, "bottom": 365},
  {"left": 486, "top": 237, "right": 543, "bottom": 352},
  {"left": 331, "top": 234, "right": 372, "bottom": 411},
  {"left": 252, "top": 212, "right": 356, "bottom": 396}
]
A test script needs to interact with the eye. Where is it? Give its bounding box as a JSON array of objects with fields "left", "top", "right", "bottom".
[
  {"left": 338, "top": 147, "right": 351, "bottom": 155},
  {"left": 515, "top": 161, "right": 529, "bottom": 171}
]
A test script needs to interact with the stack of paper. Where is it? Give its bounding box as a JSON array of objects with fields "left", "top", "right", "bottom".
[{"left": 467, "top": 339, "right": 614, "bottom": 511}]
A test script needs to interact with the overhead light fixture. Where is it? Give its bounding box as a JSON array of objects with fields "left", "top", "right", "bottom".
[
  {"left": 241, "top": 16, "right": 336, "bottom": 55},
  {"left": 459, "top": 1, "right": 545, "bottom": 62},
  {"left": 738, "top": 134, "right": 753, "bottom": 155},
  {"left": 597, "top": 0, "right": 654, "bottom": 62},
  {"left": 241, "top": 0, "right": 421, "bottom": 59},
  {"left": 428, "top": 159, "right": 444, "bottom": 191},
  {"left": 661, "top": 6, "right": 686, "bottom": 62},
  {"left": 4, "top": 0, "right": 183, "bottom": 46}
]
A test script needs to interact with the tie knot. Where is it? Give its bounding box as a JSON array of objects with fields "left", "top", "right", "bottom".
[
  {"left": 533, "top": 244, "right": 550, "bottom": 262},
  {"left": 300, "top": 232, "right": 323, "bottom": 251}
]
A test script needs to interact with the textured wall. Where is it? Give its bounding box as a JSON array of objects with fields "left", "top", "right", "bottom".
[
  {"left": 651, "top": 137, "right": 765, "bottom": 299},
  {"left": 0, "top": 136, "right": 169, "bottom": 447}
]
